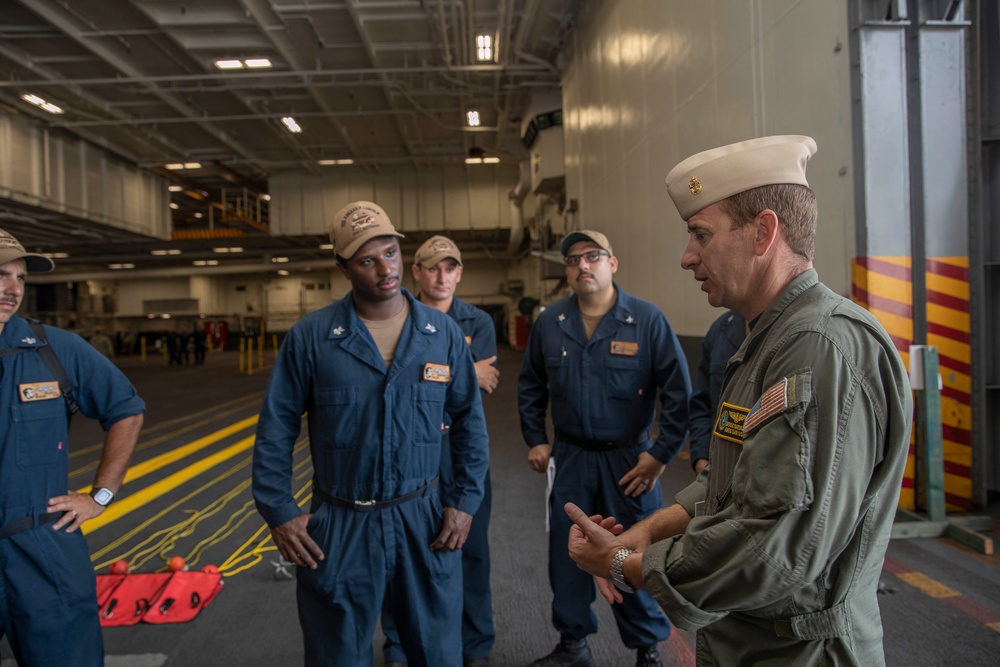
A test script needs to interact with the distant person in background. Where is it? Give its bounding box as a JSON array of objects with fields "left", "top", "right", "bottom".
[
  {"left": 89, "top": 326, "right": 115, "bottom": 360},
  {"left": 687, "top": 311, "right": 745, "bottom": 474},
  {"left": 192, "top": 327, "right": 207, "bottom": 365},
  {"left": 0, "top": 227, "right": 144, "bottom": 666}
]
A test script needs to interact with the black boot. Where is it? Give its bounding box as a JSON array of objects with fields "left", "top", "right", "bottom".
[
  {"left": 528, "top": 636, "right": 594, "bottom": 667},
  {"left": 635, "top": 644, "right": 662, "bottom": 667}
]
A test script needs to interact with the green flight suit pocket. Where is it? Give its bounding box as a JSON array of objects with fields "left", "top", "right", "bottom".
[{"left": 732, "top": 370, "right": 814, "bottom": 518}]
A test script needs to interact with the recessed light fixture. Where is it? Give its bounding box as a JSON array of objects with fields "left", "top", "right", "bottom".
[
  {"left": 318, "top": 159, "right": 355, "bottom": 166},
  {"left": 108, "top": 263, "right": 135, "bottom": 270},
  {"left": 212, "top": 247, "right": 244, "bottom": 253},
  {"left": 260, "top": 194, "right": 271, "bottom": 201},
  {"left": 193, "top": 212, "right": 203, "bottom": 219},
  {"left": 21, "top": 93, "right": 64, "bottom": 114},
  {"left": 150, "top": 249, "right": 182, "bottom": 256},
  {"left": 466, "top": 110, "right": 480, "bottom": 127},
  {"left": 165, "top": 163, "right": 201, "bottom": 170},
  {"left": 476, "top": 34, "right": 494, "bottom": 61},
  {"left": 214, "top": 58, "right": 273, "bottom": 70},
  {"left": 169, "top": 203, "right": 179, "bottom": 209},
  {"left": 281, "top": 117, "right": 302, "bottom": 133},
  {"left": 193, "top": 260, "right": 220, "bottom": 266},
  {"left": 465, "top": 156, "right": 500, "bottom": 165}
]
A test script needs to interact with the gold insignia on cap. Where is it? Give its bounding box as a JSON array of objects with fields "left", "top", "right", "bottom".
[{"left": 688, "top": 177, "right": 702, "bottom": 195}]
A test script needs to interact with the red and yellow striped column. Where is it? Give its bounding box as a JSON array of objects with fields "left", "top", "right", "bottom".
[{"left": 851, "top": 257, "right": 972, "bottom": 511}]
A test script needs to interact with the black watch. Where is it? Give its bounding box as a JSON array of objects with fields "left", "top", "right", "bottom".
[{"left": 90, "top": 487, "right": 115, "bottom": 507}]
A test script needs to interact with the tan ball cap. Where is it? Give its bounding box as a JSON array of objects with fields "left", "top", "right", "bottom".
[
  {"left": 664, "top": 135, "right": 817, "bottom": 220},
  {"left": 414, "top": 235, "right": 462, "bottom": 267},
  {"left": 0, "top": 227, "right": 55, "bottom": 273},
  {"left": 560, "top": 230, "right": 614, "bottom": 257},
  {"left": 329, "top": 200, "right": 404, "bottom": 259}
]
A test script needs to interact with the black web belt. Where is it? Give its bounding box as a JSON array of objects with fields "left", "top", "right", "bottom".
[
  {"left": 0, "top": 512, "right": 62, "bottom": 540},
  {"left": 555, "top": 429, "right": 647, "bottom": 451},
  {"left": 312, "top": 477, "right": 439, "bottom": 512}
]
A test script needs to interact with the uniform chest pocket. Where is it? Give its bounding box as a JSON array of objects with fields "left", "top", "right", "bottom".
[
  {"left": 411, "top": 383, "right": 447, "bottom": 446},
  {"left": 11, "top": 400, "right": 68, "bottom": 469},
  {"left": 544, "top": 355, "right": 568, "bottom": 398},
  {"left": 313, "top": 387, "right": 359, "bottom": 450},
  {"left": 606, "top": 354, "right": 646, "bottom": 401}
]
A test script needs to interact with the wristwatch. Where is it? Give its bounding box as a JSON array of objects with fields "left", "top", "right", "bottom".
[
  {"left": 609, "top": 547, "right": 636, "bottom": 594},
  {"left": 90, "top": 487, "right": 115, "bottom": 507}
]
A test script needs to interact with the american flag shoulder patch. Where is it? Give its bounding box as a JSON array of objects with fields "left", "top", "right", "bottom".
[{"left": 744, "top": 376, "right": 796, "bottom": 434}]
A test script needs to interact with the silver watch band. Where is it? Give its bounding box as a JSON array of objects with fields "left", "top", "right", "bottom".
[{"left": 609, "top": 547, "right": 636, "bottom": 594}]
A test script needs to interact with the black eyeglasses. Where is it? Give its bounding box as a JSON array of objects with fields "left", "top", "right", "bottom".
[{"left": 564, "top": 250, "right": 610, "bottom": 267}]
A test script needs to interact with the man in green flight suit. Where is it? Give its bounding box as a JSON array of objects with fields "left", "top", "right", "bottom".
[{"left": 565, "top": 135, "right": 912, "bottom": 666}]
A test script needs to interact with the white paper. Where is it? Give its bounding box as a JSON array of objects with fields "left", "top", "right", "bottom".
[{"left": 545, "top": 456, "right": 556, "bottom": 533}]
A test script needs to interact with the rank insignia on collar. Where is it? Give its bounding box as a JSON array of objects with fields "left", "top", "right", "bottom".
[
  {"left": 424, "top": 323, "right": 437, "bottom": 333},
  {"left": 558, "top": 313, "right": 566, "bottom": 322},
  {"left": 625, "top": 316, "right": 634, "bottom": 324},
  {"left": 21, "top": 337, "right": 36, "bottom": 344},
  {"left": 332, "top": 326, "right": 345, "bottom": 336}
]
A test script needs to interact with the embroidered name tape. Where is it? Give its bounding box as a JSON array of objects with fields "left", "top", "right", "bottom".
[
  {"left": 19, "top": 381, "right": 61, "bottom": 402},
  {"left": 423, "top": 362, "right": 451, "bottom": 382},
  {"left": 713, "top": 402, "right": 750, "bottom": 444},
  {"left": 610, "top": 340, "right": 639, "bottom": 356}
]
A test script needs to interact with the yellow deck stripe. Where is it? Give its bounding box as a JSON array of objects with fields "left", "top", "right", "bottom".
[
  {"left": 76, "top": 416, "right": 258, "bottom": 495},
  {"left": 82, "top": 434, "right": 256, "bottom": 534},
  {"left": 897, "top": 571, "right": 960, "bottom": 598}
]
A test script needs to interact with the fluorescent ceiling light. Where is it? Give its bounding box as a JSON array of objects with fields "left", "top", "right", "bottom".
[
  {"left": 245, "top": 58, "right": 272, "bottom": 68},
  {"left": 183, "top": 162, "right": 202, "bottom": 169},
  {"left": 260, "top": 193, "right": 271, "bottom": 201},
  {"left": 150, "top": 249, "right": 182, "bottom": 256},
  {"left": 483, "top": 156, "right": 500, "bottom": 163},
  {"left": 108, "top": 263, "right": 135, "bottom": 270},
  {"left": 277, "top": 269, "right": 290, "bottom": 276},
  {"left": 169, "top": 203, "right": 179, "bottom": 209},
  {"left": 214, "top": 59, "right": 244, "bottom": 70},
  {"left": 466, "top": 110, "right": 480, "bottom": 127},
  {"left": 281, "top": 117, "right": 302, "bottom": 133},
  {"left": 476, "top": 34, "right": 493, "bottom": 61},
  {"left": 272, "top": 257, "right": 289, "bottom": 263},
  {"left": 193, "top": 260, "right": 220, "bottom": 266},
  {"left": 193, "top": 212, "right": 203, "bottom": 219},
  {"left": 165, "top": 163, "right": 185, "bottom": 170},
  {"left": 21, "top": 93, "right": 64, "bottom": 114},
  {"left": 43, "top": 252, "right": 70, "bottom": 259},
  {"left": 319, "top": 243, "right": 334, "bottom": 250},
  {"left": 318, "top": 158, "right": 355, "bottom": 166},
  {"left": 213, "top": 247, "right": 244, "bottom": 254},
  {"left": 168, "top": 185, "right": 183, "bottom": 192}
]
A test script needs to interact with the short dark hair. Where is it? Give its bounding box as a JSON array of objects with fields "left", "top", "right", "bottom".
[{"left": 719, "top": 184, "right": 817, "bottom": 262}]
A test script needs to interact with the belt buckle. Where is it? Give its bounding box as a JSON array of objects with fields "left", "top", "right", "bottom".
[{"left": 354, "top": 499, "right": 377, "bottom": 507}]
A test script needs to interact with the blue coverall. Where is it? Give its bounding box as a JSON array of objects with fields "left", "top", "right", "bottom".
[
  {"left": 518, "top": 284, "right": 690, "bottom": 648},
  {"left": 252, "top": 289, "right": 489, "bottom": 667},
  {"left": 0, "top": 315, "right": 145, "bottom": 667},
  {"left": 688, "top": 310, "right": 746, "bottom": 468},
  {"left": 384, "top": 296, "right": 497, "bottom": 663}
]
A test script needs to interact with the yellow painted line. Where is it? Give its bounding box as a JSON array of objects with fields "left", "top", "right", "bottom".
[
  {"left": 82, "top": 434, "right": 256, "bottom": 534},
  {"left": 76, "top": 416, "right": 258, "bottom": 495},
  {"left": 897, "top": 571, "right": 960, "bottom": 599},
  {"left": 988, "top": 622, "right": 1000, "bottom": 634}
]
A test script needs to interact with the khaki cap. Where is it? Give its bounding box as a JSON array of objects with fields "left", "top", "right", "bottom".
[
  {"left": 664, "top": 135, "right": 817, "bottom": 220},
  {"left": 0, "top": 227, "right": 54, "bottom": 273},
  {"left": 414, "top": 235, "right": 462, "bottom": 267},
  {"left": 560, "top": 230, "right": 614, "bottom": 257},
  {"left": 329, "top": 200, "right": 405, "bottom": 259}
]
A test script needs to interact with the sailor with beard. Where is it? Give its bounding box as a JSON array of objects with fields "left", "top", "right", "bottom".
[
  {"left": 518, "top": 230, "right": 691, "bottom": 667},
  {"left": 252, "top": 201, "right": 489, "bottom": 667}
]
